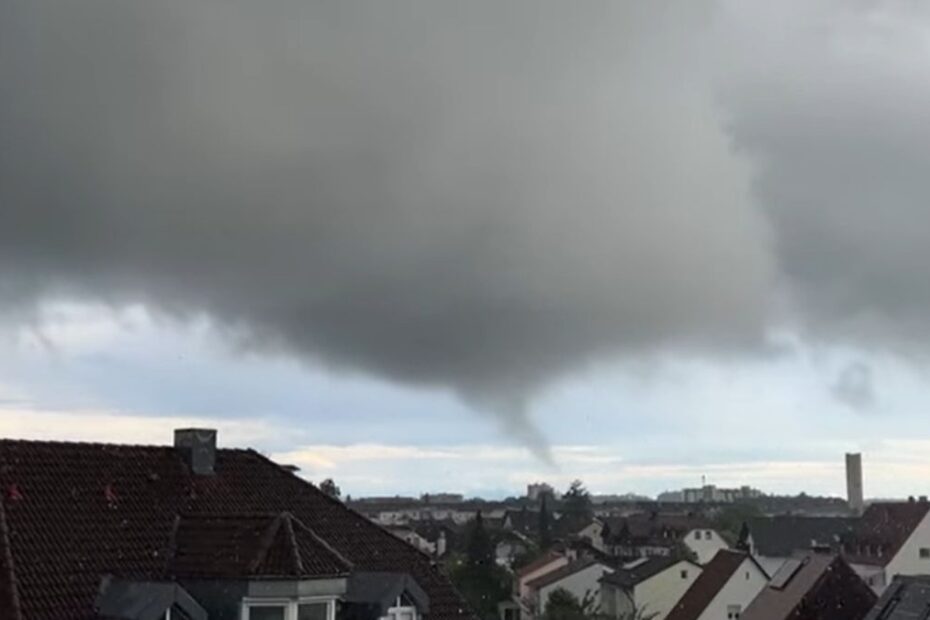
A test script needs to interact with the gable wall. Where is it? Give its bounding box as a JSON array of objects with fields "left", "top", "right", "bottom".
[
  {"left": 634, "top": 561, "right": 701, "bottom": 620},
  {"left": 696, "top": 558, "right": 768, "bottom": 620}
]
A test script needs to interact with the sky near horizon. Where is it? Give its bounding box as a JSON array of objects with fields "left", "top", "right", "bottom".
[{"left": 3, "top": 1, "right": 930, "bottom": 499}]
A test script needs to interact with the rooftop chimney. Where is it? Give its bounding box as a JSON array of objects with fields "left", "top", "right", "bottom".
[{"left": 174, "top": 428, "right": 217, "bottom": 475}]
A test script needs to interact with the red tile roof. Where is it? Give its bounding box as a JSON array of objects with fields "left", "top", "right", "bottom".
[
  {"left": 741, "top": 553, "right": 876, "bottom": 620},
  {"left": 515, "top": 550, "right": 565, "bottom": 579},
  {"left": 665, "top": 550, "right": 760, "bottom": 620},
  {"left": 843, "top": 502, "right": 930, "bottom": 567},
  {"left": 524, "top": 558, "right": 601, "bottom": 591},
  {"left": 168, "top": 512, "right": 352, "bottom": 579},
  {"left": 0, "top": 439, "right": 474, "bottom": 620}
]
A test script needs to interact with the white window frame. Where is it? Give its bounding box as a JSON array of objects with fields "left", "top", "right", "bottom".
[
  {"left": 241, "top": 596, "right": 337, "bottom": 620},
  {"left": 380, "top": 596, "right": 419, "bottom": 620}
]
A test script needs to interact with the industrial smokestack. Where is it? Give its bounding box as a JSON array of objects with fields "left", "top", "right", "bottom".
[{"left": 845, "top": 453, "right": 864, "bottom": 515}]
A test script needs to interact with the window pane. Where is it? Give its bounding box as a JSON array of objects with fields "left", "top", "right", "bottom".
[
  {"left": 249, "top": 606, "right": 287, "bottom": 620},
  {"left": 298, "top": 602, "right": 329, "bottom": 620}
]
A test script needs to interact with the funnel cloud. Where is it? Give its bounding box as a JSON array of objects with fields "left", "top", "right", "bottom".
[{"left": 1, "top": 1, "right": 928, "bottom": 441}]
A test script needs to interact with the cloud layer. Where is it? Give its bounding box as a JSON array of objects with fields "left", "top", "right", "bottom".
[{"left": 1, "top": 1, "right": 929, "bottom": 440}]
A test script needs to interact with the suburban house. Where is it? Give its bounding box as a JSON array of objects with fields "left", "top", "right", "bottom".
[
  {"left": 0, "top": 430, "right": 474, "bottom": 620},
  {"left": 741, "top": 552, "right": 876, "bottom": 620},
  {"left": 349, "top": 501, "right": 508, "bottom": 527},
  {"left": 525, "top": 558, "right": 613, "bottom": 616},
  {"left": 738, "top": 516, "right": 856, "bottom": 576},
  {"left": 514, "top": 550, "right": 569, "bottom": 605},
  {"left": 503, "top": 509, "right": 539, "bottom": 539},
  {"left": 599, "top": 556, "right": 702, "bottom": 620},
  {"left": 387, "top": 526, "right": 448, "bottom": 559},
  {"left": 602, "top": 514, "right": 728, "bottom": 564},
  {"left": 388, "top": 521, "right": 453, "bottom": 559},
  {"left": 665, "top": 550, "right": 768, "bottom": 620},
  {"left": 863, "top": 575, "right": 930, "bottom": 620},
  {"left": 574, "top": 519, "right": 606, "bottom": 552},
  {"left": 495, "top": 531, "right": 531, "bottom": 569},
  {"left": 840, "top": 501, "right": 930, "bottom": 593}
]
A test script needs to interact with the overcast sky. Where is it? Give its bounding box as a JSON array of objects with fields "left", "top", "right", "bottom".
[{"left": 3, "top": 1, "right": 930, "bottom": 498}]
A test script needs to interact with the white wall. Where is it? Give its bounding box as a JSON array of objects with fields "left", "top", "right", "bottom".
[
  {"left": 633, "top": 561, "right": 702, "bottom": 620},
  {"left": 885, "top": 511, "right": 930, "bottom": 590},
  {"left": 695, "top": 557, "right": 767, "bottom": 620},
  {"left": 519, "top": 556, "right": 570, "bottom": 602},
  {"left": 577, "top": 521, "right": 605, "bottom": 551},
  {"left": 684, "top": 529, "right": 729, "bottom": 565},
  {"left": 600, "top": 583, "right": 632, "bottom": 619},
  {"left": 537, "top": 563, "right": 613, "bottom": 613},
  {"left": 850, "top": 563, "right": 886, "bottom": 593},
  {"left": 754, "top": 555, "right": 786, "bottom": 579}
]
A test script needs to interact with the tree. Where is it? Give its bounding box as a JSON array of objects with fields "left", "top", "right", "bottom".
[
  {"left": 539, "top": 493, "right": 552, "bottom": 549},
  {"left": 467, "top": 511, "right": 495, "bottom": 569},
  {"left": 562, "top": 480, "right": 593, "bottom": 522},
  {"left": 542, "top": 588, "right": 600, "bottom": 620},
  {"left": 712, "top": 502, "right": 763, "bottom": 541},
  {"left": 542, "top": 588, "right": 655, "bottom": 620},
  {"left": 450, "top": 512, "right": 511, "bottom": 620},
  {"left": 319, "top": 478, "right": 341, "bottom": 499}
]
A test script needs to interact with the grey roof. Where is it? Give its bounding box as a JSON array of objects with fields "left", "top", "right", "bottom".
[
  {"left": 865, "top": 575, "right": 930, "bottom": 620},
  {"left": 600, "top": 556, "right": 696, "bottom": 589},
  {"left": 741, "top": 553, "right": 876, "bottom": 620},
  {"left": 525, "top": 558, "right": 602, "bottom": 591},
  {"left": 95, "top": 578, "right": 207, "bottom": 620},
  {"left": 740, "top": 516, "right": 857, "bottom": 557}
]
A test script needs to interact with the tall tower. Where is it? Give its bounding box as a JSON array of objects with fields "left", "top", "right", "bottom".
[{"left": 846, "top": 453, "right": 864, "bottom": 515}]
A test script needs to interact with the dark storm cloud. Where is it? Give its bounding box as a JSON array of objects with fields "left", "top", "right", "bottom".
[
  {"left": 0, "top": 0, "right": 773, "bottom": 451},
  {"left": 3, "top": 1, "right": 928, "bottom": 449},
  {"left": 717, "top": 2, "right": 930, "bottom": 352}
]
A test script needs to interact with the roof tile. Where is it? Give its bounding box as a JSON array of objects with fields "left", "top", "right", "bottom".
[{"left": 0, "top": 439, "right": 472, "bottom": 620}]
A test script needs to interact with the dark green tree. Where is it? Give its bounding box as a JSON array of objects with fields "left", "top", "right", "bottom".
[
  {"left": 539, "top": 494, "right": 552, "bottom": 548},
  {"left": 562, "top": 480, "right": 593, "bottom": 523},
  {"left": 451, "top": 511, "right": 510, "bottom": 620},
  {"left": 319, "top": 478, "right": 341, "bottom": 499},
  {"left": 542, "top": 588, "right": 599, "bottom": 620},
  {"left": 713, "top": 502, "right": 763, "bottom": 540},
  {"left": 542, "top": 588, "right": 654, "bottom": 620},
  {"left": 467, "top": 511, "right": 495, "bottom": 569}
]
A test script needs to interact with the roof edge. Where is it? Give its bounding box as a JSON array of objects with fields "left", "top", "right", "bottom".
[{"left": 0, "top": 497, "right": 22, "bottom": 620}]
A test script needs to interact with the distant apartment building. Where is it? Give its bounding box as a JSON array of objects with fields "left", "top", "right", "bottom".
[
  {"left": 421, "top": 492, "right": 465, "bottom": 503},
  {"left": 527, "top": 482, "right": 559, "bottom": 501},
  {"left": 659, "top": 485, "right": 762, "bottom": 504}
]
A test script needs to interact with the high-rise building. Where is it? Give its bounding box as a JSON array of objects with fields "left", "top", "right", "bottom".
[
  {"left": 527, "top": 482, "right": 558, "bottom": 501},
  {"left": 846, "top": 452, "right": 864, "bottom": 514}
]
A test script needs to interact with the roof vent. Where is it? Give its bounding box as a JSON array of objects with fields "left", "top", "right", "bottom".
[{"left": 174, "top": 429, "right": 217, "bottom": 475}]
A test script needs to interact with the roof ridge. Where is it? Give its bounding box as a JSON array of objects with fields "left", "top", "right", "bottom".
[
  {"left": 282, "top": 514, "right": 305, "bottom": 576},
  {"left": 164, "top": 515, "right": 182, "bottom": 576},
  {"left": 243, "top": 449, "right": 438, "bottom": 564},
  {"left": 289, "top": 514, "right": 354, "bottom": 571},
  {"left": 0, "top": 437, "right": 255, "bottom": 455},
  {"left": 249, "top": 513, "right": 288, "bottom": 575},
  {"left": 0, "top": 497, "right": 22, "bottom": 620}
]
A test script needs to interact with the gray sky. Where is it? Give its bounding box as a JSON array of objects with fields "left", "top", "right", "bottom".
[{"left": 2, "top": 1, "right": 930, "bottom": 496}]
